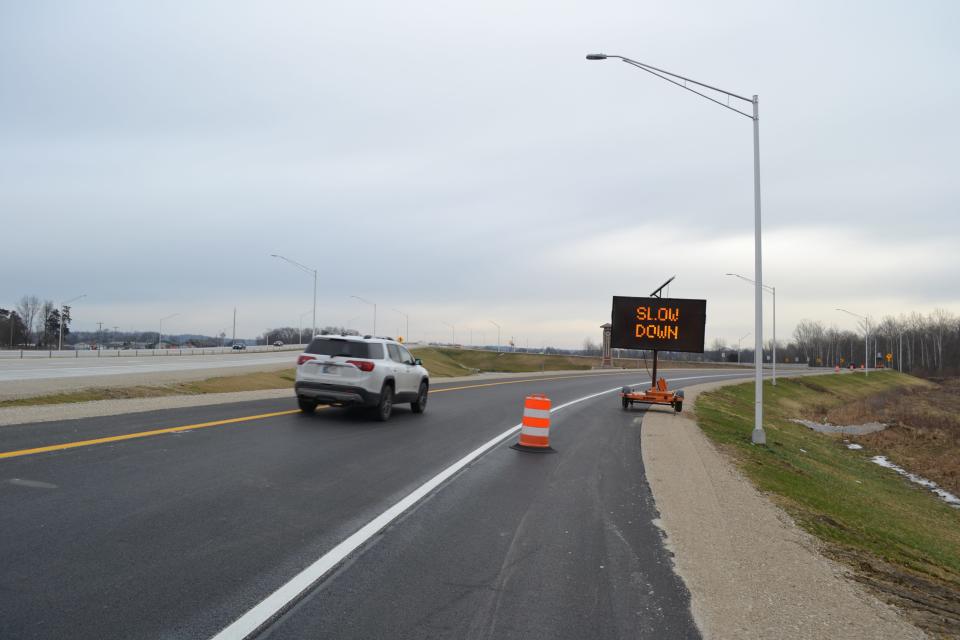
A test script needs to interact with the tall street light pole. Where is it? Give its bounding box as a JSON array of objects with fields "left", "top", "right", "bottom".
[
  {"left": 392, "top": 309, "right": 410, "bottom": 343},
  {"left": 587, "top": 52, "right": 767, "bottom": 444},
  {"left": 488, "top": 320, "right": 501, "bottom": 353},
  {"left": 837, "top": 308, "right": 870, "bottom": 376},
  {"left": 351, "top": 296, "right": 376, "bottom": 335},
  {"left": 58, "top": 294, "right": 86, "bottom": 351},
  {"left": 727, "top": 273, "right": 776, "bottom": 385},
  {"left": 159, "top": 313, "right": 179, "bottom": 350},
  {"left": 271, "top": 254, "right": 318, "bottom": 339}
]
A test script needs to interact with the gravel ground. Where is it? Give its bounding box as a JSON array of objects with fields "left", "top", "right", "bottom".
[
  {"left": 792, "top": 418, "right": 889, "bottom": 435},
  {"left": 642, "top": 379, "right": 926, "bottom": 640}
]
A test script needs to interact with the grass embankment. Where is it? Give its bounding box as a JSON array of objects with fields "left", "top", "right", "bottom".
[
  {"left": 409, "top": 347, "right": 720, "bottom": 376},
  {"left": 697, "top": 372, "right": 960, "bottom": 634},
  {"left": 0, "top": 369, "right": 297, "bottom": 407},
  {"left": 411, "top": 347, "right": 594, "bottom": 375}
]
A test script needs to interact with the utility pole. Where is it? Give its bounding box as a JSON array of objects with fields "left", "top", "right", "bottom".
[
  {"left": 97, "top": 322, "right": 104, "bottom": 349},
  {"left": 232, "top": 308, "right": 237, "bottom": 346}
]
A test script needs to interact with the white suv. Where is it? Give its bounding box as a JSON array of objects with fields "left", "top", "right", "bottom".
[{"left": 294, "top": 335, "right": 430, "bottom": 421}]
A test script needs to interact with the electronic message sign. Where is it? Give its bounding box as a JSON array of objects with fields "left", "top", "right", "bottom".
[{"left": 610, "top": 296, "right": 707, "bottom": 353}]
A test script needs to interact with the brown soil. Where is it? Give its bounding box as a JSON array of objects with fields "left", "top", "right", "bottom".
[
  {"left": 826, "top": 545, "right": 960, "bottom": 639},
  {"left": 822, "top": 378, "right": 960, "bottom": 497}
]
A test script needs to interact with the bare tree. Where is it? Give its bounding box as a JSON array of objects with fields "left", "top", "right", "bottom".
[{"left": 15, "top": 295, "right": 40, "bottom": 345}]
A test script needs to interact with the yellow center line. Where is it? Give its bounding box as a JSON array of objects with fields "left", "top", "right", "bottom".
[
  {"left": 0, "top": 409, "right": 302, "bottom": 460},
  {"left": 0, "top": 370, "right": 644, "bottom": 460}
]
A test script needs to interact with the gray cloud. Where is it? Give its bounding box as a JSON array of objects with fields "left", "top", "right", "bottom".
[{"left": 2, "top": 0, "right": 958, "bottom": 346}]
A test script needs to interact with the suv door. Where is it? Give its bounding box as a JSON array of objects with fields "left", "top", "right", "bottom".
[
  {"left": 385, "top": 344, "right": 409, "bottom": 394},
  {"left": 397, "top": 346, "right": 421, "bottom": 393}
]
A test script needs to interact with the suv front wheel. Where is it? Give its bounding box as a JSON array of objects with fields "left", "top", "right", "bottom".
[{"left": 375, "top": 383, "right": 394, "bottom": 422}]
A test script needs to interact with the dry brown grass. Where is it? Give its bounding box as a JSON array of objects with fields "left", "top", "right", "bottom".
[{"left": 824, "top": 377, "right": 960, "bottom": 496}]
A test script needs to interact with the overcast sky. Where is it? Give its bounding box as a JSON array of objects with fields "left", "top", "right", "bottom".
[{"left": 2, "top": 0, "right": 958, "bottom": 347}]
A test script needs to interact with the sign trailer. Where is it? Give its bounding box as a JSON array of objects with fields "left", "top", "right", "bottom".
[{"left": 612, "top": 277, "right": 707, "bottom": 412}]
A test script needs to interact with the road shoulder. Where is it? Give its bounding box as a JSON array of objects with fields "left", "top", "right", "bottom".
[{"left": 641, "top": 379, "right": 926, "bottom": 640}]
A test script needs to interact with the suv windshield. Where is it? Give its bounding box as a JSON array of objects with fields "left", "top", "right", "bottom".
[{"left": 306, "top": 338, "right": 384, "bottom": 359}]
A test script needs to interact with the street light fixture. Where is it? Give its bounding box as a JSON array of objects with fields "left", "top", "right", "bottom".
[
  {"left": 837, "top": 308, "right": 871, "bottom": 376},
  {"left": 271, "top": 254, "right": 318, "bottom": 340},
  {"left": 58, "top": 294, "right": 86, "bottom": 351},
  {"left": 738, "top": 332, "right": 751, "bottom": 364},
  {"left": 351, "top": 296, "right": 376, "bottom": 335},
  {"left": 392, "top": 309, "right": 410, "bottom": 343},
  {"left": 488, "top": 320, "right": 501, "bottom": 353},
  {"left": 159, "top": 313, "right": 179, "bottom": 350},
  {"left": 587, "top": 52, "right": 766, "bottom": 444},
  {"left": 728, "top": 273, "right": 776, "bottom": 385}
]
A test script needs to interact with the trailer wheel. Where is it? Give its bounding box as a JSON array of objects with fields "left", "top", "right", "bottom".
[
  {"left": 673, "top": 401, "right": 683, "bottom": 413},
  {"left": 622, "top": 397, "right": 629, "bottom": 410}
]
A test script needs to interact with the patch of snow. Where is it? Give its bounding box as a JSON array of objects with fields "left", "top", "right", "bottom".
[
  {"left": 847, "top": 443, "right": 863, "bottom": 450},
  {"left": 870, "top": 456, "right": 960, "bottom": 508}
]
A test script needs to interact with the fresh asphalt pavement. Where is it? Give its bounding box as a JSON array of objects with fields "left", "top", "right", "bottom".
[{"left": 0, "top": 369, "right": 759, "bottom": 639}]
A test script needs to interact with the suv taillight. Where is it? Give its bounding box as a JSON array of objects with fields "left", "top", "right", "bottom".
[
  {"left": 347, "top": 359, "right": 375, "bottom": 372},
  {"left": 297, "top": 355, "right": 315, "bottom": 365}
]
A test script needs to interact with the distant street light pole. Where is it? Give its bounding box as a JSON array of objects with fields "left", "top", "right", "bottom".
[
  {"left": 159, "top": 313, "right": 179, "bottom": 350},
  {"left": 441, "top": 321, "right": 455, "bottom": 345},
  {"left": 837, "top": 308, "right": 870, "bottom": 376},
  {"left": 488, "top": 320, "right": 501, "bottom": 353},
  {"left": 738, "top": 332, "right": 751, "bottom": 364},
  {"left": 587, "top": 52, "right": 766, "bottom": 444},
  {"left": 392, "top": 309, "right": 410, "bottom": 342},
  {"left": 727, "top": 273, "right": 776, "bottom": 385},
  {"left": 351, "top": 296, "right": 376, "bottom": 335},
  {"left": 58, "top": 294, "right": 86, "bottom": 351},
  {"left": 271, "top": 254, "right": 318, "bottom": 339}
]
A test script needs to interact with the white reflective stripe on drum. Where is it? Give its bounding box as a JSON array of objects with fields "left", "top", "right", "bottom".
[
  {"left": 520, "top": 425, "right": 550, "bottom": 437},
  {"left": 522, "top": 408, "right": 550, "bottom": 420}
]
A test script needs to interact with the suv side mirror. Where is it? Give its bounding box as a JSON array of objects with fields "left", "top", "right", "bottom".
[{"left": 414, "top": 358, "right": 423, "bottom": 366}]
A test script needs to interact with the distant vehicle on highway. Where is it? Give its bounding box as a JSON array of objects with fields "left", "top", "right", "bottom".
[
  {"left": 294, "top": 335, "right": 429, "bottom": 421},
  {"left": 231, "top": 343, "right": 246, "bottom": 351},
  {"left": 273, "top": 340, "right": 284, "bottom": 347}
]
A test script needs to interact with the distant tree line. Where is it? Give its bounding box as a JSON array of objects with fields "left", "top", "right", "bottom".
[
  {"left": 260, "top": 326, "right": 358, "bottom": 345},
  {"left": 0, "top": 295, "right": 72, "bottom": 348},
  {"left": 792, "top": 309, "right": 959, "bottom": 375},
  {"left": 578, "top": 309, "right": 960, "bottom": 375}
]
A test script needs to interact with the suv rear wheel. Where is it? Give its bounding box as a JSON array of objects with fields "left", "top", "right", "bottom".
[
  {"left": 375, "top": 383, "right": 394, "bottom": 422},
  {"left": 411, "top": 380, "right": 428, "bottom": 414},
  {"left": 298, "top": 398, "right": 317, "bottom": 413}
]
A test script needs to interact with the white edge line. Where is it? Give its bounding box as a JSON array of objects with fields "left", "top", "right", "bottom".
[{"left": 209, "top": 371, "right": 748, "bottom": 640}]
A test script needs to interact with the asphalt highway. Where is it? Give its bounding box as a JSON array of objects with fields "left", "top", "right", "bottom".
[
  {"left": 0, "top": 368, "right": 760, "bottom": 639},
  {"left": 0, "top": 351, "right": 295, "bottom": 382}
]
